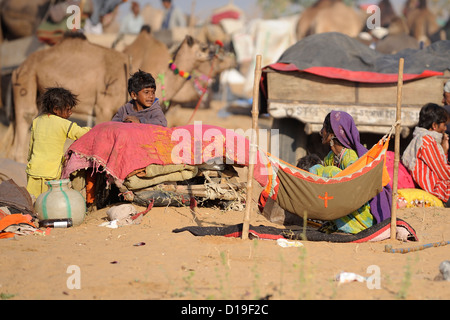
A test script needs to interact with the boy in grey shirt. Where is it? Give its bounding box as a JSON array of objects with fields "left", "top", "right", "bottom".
[{"left": 112, "top": 70, "right": 167, "bottom": 126}]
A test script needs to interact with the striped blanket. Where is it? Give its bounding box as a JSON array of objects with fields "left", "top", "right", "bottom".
[{"left": 173, "top": 218, "right": 418, "bottom": 243}]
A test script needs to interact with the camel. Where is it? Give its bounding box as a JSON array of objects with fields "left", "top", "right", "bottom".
[
  {"left": 0, "top": 0, "right": 51, "bottom": 41},
  {"left": 402, "top": 0, "right": 419, "bottom": 18},
  {"left": 0, "top": 0, "right": 123, "bottom": 42},
  {"left": 296, "top": 0, "right": 335, "bottom": 40},
  {"left": 430, "top": 17, "right": 449, "bottom": 42},
  {"left": 9, "top": 32, "right": 129, "bottom": 163},
  {"left": 375, "top": 17, "right": 420, "bottom": 54},
  {"left": 123, "top": 28, "right": 235, "bottom": 109},
  {"left": 170, "top": 49, "right": 236, "bottom": 108},
  {"left": 8, "top": 32, "right": 214, "bottom": 163},
  {"left": 123, "top": 27, "right": 170, "bottom": 77},
  {"left": 376, "top": 0, "right": 398, "bottom": 28},
  {"left": 405, "top": 0, "right": 440, "bottom": 45},
  {"left": 296, "top": 0, "right": 364, "bottom": 40}
]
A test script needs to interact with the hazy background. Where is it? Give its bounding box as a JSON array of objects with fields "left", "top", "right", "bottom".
[
  {"left": 119, "top": 0, "right": 262, "bottom": 21},
  {"left": 117, "top": 0, "right": 448, "bottom": 25}
]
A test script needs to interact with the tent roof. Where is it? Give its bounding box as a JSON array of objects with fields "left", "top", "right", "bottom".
[{"left": 0, "top": 179, "right": 35, "bottom": 217}]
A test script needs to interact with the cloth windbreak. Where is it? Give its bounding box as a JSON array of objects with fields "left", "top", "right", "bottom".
[{"left": 329, "top": 111, "right": 392, "bottom": 223}]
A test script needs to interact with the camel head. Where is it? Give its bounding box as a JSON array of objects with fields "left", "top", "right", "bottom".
[
  {"left": 377, "top": 0, "right": 398, "bottom": 28},
  {"left": 388, "top": 16, "right": 410, "bottom": 35},
  {"left": 193, "top": 43, "right": 237, "bottom": 81},
  {"left": 418, "top": 0, "right": 428, "bottom": 8},
  {"left": 172, "top": 35, "right": 213, "bottom": 72},
  {"left": 210, "top": 41, "right": 237, "bottom": 74},
  {"left": 155, "top": 36, "right": 213, "bottom": 111}
]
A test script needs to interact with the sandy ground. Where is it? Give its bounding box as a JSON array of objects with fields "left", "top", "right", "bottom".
[{"left": 1, "top": 101, "right": 450, "bottom": 303}]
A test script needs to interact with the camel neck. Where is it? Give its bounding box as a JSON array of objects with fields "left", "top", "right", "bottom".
[
  {"left": 157, "top": 59, "right": 196, "bottom": 104},
  {"left": 168, "top": 60, "right": 192, "bottom": 80}
]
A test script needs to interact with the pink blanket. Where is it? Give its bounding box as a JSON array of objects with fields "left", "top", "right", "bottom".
[
  {"left": 385, "top": 151, "right": 415, "bottom": 189},
  {"left": 62, "top": 122, "right": 269, "bottom": 185}
]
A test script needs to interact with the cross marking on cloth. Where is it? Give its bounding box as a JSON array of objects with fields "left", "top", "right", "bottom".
[{"left": 318, "top": 192, "right": 334, "bottom": 208}]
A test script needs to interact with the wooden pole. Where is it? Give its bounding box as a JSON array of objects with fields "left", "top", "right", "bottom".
[
  {"left": 390, "top": 58, "right": 404, "bottom": 240},
  {"left": 189, "top": 0, "right": 196, "bottom": 30},
  {"left": 242, "top": 55, "right": 262, "bottom": 240}
]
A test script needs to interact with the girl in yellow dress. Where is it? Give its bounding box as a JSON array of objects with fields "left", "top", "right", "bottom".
[{"left": 26, "top": 87, "right": 91, "bottom": 199}]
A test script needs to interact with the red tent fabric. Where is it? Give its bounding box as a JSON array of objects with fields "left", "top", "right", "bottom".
[{"left": 266, "top": 63, "right": 443, "bottom": 84}]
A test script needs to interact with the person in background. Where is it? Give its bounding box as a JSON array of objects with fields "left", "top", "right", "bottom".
[
  {"left": 402, "top": 103, "right": 450, "bottom": 206},
  {"left": 160, "top": 0, "right": 186, "bottom": 30},
  {"left": 26, "top": 87, "right": 91, "bottom": 199},
  {"left": 442, "top": 80, "right": 450, "bottom": 159},
  {"left": 119, "top": 1, "right": 144, "bottom": 34},
  {"left": 443, "top": 80, "right": 450, "bottom": 106}
]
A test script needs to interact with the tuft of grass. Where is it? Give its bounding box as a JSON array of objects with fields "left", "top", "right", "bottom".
[
  {"left": 278, "top": 252, "right": 286, "bottom": 298},
  {"left": 301, "top": 210, "right": 308, "bottom": 241},
  {"left": 182, "top": 270, "right": 197, "bottom": 298},
  {"left": 215, "top": 250, "right": 231, "bottom": 299},
  {"left": 293, "top": 246, "right": 309, "bottom": 299},
  {"left": 251, "top": 239, "right": 261, "bottom": 299},
  {"left": 1, "top": 292, "right": 16, "bottom": 300},
  {"left": 396, "top": 255, "right": 418, "bottom": 299}
]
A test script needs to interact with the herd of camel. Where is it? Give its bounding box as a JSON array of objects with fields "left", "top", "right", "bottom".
[
  {"left": 296, "top": 0, "right": 446, "bottom": 46},
  {"left": 7, "top": 32, "right": 230, "bottom": 163},
  {"left": 0, "top": 0, "right": 448, "bottom": 164}
]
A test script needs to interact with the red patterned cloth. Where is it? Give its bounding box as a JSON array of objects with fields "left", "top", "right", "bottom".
[{"left": 62, "top": 121, "right": 268, "bottom": 185}]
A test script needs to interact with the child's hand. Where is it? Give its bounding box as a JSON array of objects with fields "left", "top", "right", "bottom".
[
  {"left": 124, "top": 116, "right": 140, "bottom": 123},
  {"left": 442, "top": 133, "right": 449, "bottom": 155}
]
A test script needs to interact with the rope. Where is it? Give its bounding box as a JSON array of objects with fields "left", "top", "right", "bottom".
[
  {"left": 382, "top": 120, "right": 401, "bottom": 142},
  {"left": 158, "top": 54, "right": 215, "bottom": 114},
  {"left": 384, "top": 240, "right": 450, "bottom": 254},
  {"left": 157, "top": 73, "right": 170, "bottom": 110},
  {"left": 185, "top": 54, "right": 218, "bottom": 125},
  {"left": 131, "top": 200, "right": 154, "bottom": 221}
]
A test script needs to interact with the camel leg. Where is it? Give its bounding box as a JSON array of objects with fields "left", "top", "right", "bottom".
[
  {"left": 0, "top": 125, "right": 14, "bottom": 157},
  {"left": 12, "top": 103, "right": 36, "bottom": 163},
  {"left": 11, "top": 68, "right": 38, "bottom": 163}
]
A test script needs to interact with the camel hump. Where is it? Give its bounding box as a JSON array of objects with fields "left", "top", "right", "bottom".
[
  {"left": 62, "top": 31, "right": 88, "bottom": 41},
  {"left": 140, "top": 25, "right": 151, "bottom": 34}
]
